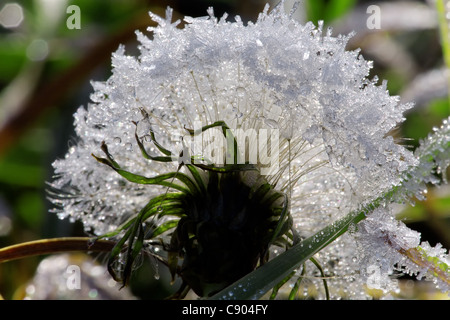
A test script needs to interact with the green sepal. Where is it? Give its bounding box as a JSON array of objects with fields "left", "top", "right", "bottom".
[
  {"left": 151, "top": 219, "right": 180, "bottom": 238},
  {"left": 133, "top": 119, "right": 173, "bottom": 157}
]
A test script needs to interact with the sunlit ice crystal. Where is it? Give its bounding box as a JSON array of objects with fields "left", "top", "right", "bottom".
[{"left": 48, "top": 2, "right": 422, "bottom": 298}]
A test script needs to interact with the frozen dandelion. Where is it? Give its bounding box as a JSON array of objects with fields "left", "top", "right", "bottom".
[{"left": 49, "top": 3, "right": 449, "bottom": 298}]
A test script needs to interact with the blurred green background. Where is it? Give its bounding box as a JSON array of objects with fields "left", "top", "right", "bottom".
[{"left": 0, "top": 0, "right": 448, "bottom": 300}]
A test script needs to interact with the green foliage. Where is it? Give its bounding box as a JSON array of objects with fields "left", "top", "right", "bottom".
[{"left": 305, "top": 0, "right": 357, "bottom": 25}]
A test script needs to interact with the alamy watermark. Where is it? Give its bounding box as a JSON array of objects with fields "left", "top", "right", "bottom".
[
  {"left": 366, "top": 5, "right": 381, "bottom": 30},
  {"left": 1, "top": 3, "right": 382, "bottom": 33},
  {"left": 165, "top": 121, "right": 280, "bottom": 176},
  {"left": 66, "top": 5, "right": 81, "bottom": 30},
  {"left": 65, "top": 4, "right": 382, "bottom": 31},
  {"left": 66, "top": 265, "right": 81, "bottom": 290}
]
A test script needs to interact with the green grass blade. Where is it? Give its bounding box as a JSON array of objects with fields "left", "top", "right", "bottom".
[{"left": 208, "top": 207, "right": 367, "bottom": 300}]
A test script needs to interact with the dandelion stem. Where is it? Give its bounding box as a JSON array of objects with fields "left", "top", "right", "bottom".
[{"left": 0, "top": 237, "right": 116, "bottom": 263}]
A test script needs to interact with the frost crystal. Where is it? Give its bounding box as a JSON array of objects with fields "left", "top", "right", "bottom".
[
  {"left": 49, "top": 3, "right": 448, "bottom": 298},
  {"left": 354, "top": 208, "right": 421, "bottom": 292}
]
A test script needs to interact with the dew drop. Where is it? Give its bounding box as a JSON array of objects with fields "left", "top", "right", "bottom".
[
  {"left": 253, "top": 101, "right": 263, "bottom": 110},
  {"left": 113, "top": 137, "right": 121, "bottom": 144},
  {"left": 125, "top": 143, "right": 133, "bottom": 151},
  {"left": 144, "top": 135, "right": 152, "bottom": 142},
  {"left": 236, "top": 86, "right": 246, "bottom": 97},
  {"left": 87, "top": 237, "right": 96, "bottom": 247}
]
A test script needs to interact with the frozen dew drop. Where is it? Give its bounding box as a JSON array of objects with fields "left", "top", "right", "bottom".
[
  {"left": 236, "top": 86, "right": 246, "bottom": 98},
  {"left": 253, "top": 101, "right": 263, "bottom": 110},
  {"left": 87, "top": 237, "right": 96, "bottom": 247},
  {"left": 144, "top": 135, "right": 153, "bottom": 142}
]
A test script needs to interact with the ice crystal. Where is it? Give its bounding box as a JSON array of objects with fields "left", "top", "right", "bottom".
[{"left": 49, "top": 2, "right": 448, "bottom": 298}]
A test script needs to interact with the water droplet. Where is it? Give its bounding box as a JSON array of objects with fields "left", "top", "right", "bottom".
[
  {"left": 236, "top": 86, "right": 246, "bottom": 97},
  {"left": 144, "top": 135, "right": 152, "bottom": 142},
  {"left": 253, "top": 101, "right": 263, "bottom": 109},
  {"left": 113, "top": 137, "right": 121, "bottom": 144},
  {"left": 87, "top": 237, "right": 96, "bottom": 247},
  {"left": 157, "top": 206, "right": 164, "bottom": 213},
  {"left": 125, "top": 143, "right": 133, "bottom": 151}
]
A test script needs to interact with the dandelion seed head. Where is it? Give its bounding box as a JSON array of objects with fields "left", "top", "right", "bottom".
[{"left": 49, "top": 2, "right": 430, "bottom": 298}]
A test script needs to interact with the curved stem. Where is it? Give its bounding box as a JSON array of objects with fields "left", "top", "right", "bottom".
[
  {"left": 400, "top": 246, "right": 450, "bottom": 287},
  {"left": 0, "top": 237, "right": 116, "bottom": 263}
]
